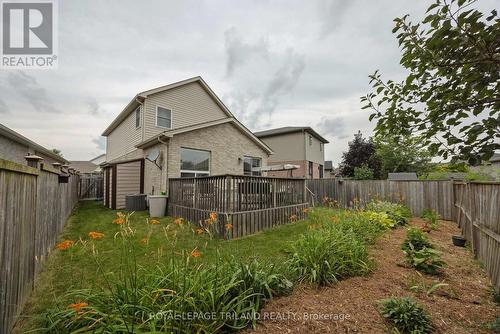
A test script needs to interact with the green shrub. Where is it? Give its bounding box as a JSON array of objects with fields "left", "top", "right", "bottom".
[
  {"left": 404, "top": 245, "right": 445, "bottom": 275},
  {"left": 353, "top": 164, "right": 374, "bottom": 180},
  {"left": 366, "top": 200, "right": 411, "bottom": 226},
  {"left": 288, "top": 227, "right": 371, "bottom": 286},
  {"left": 421, "top": 209, "right": 439, "bottom": 229},
  {"left": 402, "top": 228, "right": 433, "bottom": 252},
  {"left": 380, "top": 297, "right": 433, "bottom": 333},
  {"left": 337, "top": 211, "right": 387, "bottom": 243},
  {"left": 365, "top": 211, "right": 396, "bottom": 229}
]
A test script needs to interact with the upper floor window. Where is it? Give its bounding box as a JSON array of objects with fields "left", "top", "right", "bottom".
[
  {"left": 309, "top": 135, "right": 313, "bottom": 146},
  {"left": 180, "top": 147, "right": 210, "bottom": 177},
  {"left": 243, "top": 156, "right": 261, "bottom": 176},
  {"left": 135, "top": 107, "right": 141, "bottom": 128},
  {"left": 156, "top": 106, "right": 172, "bottom": 128}
]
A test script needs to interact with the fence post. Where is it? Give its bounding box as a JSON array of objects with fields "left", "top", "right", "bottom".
[
  {"left": 272, "top": 179, "right": 277, "bottom": 208},
  {"left": 226, "top": 175, "right": 232, "bottom": 213}
]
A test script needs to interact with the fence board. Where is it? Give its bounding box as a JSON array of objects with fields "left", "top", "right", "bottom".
[
  {"left": 0, "top": 160, "right": 79, "bottom": 334},
  {"left": 307, "top": 179, "right": 454, "bottom": 220}
]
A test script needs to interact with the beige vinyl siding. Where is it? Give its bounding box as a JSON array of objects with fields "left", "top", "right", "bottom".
[
  {"left": 115, "top": 160, "right": 142, "bottom": 209},
  {"left": 259, "top": 132, "right": 306, "bottom": 163},
  {"left": 305, "top": 132, "right": 325, "bottom": 165},
  {"left": 103, "top": 168, "right": 107, "bottom": 207},
  {"left": 143, "top": 82, "right": 228, "bottom": 139},
  {"left": 106, "top": 107, "right": 143, "bottom": 162},
  {"left": 108, "top": 168, "right": 113, "bottom": 209}
]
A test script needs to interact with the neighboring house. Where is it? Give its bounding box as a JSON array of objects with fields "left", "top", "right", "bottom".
[
  {"left": 470, "top": 153, "right": 500, "bottom": 180},
  {"left": 254, "top": 127, "right": 329, "bottom": 179},
  {"left": 69, "top": 161, "right": 99, "bottom": 175},
  {"left": 0, "top": 123, "right": 68, "bottom": 166},
  {"left": 324, "top": 160, "right": 338, "bottom": 178},
  {"left": 101, "top": 76, "right": 273, "bottom": 209}
]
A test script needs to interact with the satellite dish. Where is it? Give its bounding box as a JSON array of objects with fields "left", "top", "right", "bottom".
[
  {"left": 146, "top": 149, "right": 160, "bottom": 162},
  {"left": 146, "top": 149, "right": 162, "bottom": 170}
]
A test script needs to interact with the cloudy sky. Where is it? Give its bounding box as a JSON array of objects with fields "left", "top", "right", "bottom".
[{"left": 0, "top": 0, "right": 497, "bottom": 164}]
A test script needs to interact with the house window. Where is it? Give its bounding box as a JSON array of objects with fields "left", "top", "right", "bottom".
[
  {"left": 156, "top": 106, "right": 172, "bottom": 128},
  {"left": 319, "top": 165, "right": 324, "bottom": 178},
  {"left": 135, "top": 107, "right": 141, "bottom": 128},
  {"left": 308, "top": 161, "right": 313, "bottom": 179},
  {"left": 309, "top": 135, "right": 313, "bottom": 146},
  {"left": 180, "top": 147, "right": 210, "bottom": 177},
  {"left": 243, "top": 156, "right": 261, "bottom": 176}
]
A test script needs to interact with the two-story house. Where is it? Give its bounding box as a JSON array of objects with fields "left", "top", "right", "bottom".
[
  {"left": 101, "top": 76, "right": 273, "bottom": 209},
  {"left": 254, "top": 127, "right": 328, "bottom": 179}
]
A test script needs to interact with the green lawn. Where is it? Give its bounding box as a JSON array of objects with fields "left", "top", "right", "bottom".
[{"left": 17, "top": 201, "right": 320, "bottom": 332}]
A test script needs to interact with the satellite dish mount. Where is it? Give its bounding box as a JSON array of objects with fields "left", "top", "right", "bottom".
[{"left": 146, "top": 149, "right": 162, "bottom": 170}]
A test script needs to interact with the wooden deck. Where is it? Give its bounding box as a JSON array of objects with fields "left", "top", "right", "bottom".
[{"left": 168, "top": 174, "right": 309, "bottom": 238}]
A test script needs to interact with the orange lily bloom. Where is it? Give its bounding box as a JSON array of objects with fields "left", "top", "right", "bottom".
[
  {"left": 68, "top": 302, "right": 88, "bottom": 313},
  {"left": 88, "top": 231, "right": 104, "bottom": 240},
  {"left": 209, "top": 212, "right": 217, "bottom": 221},
  {"left": 195, "top": 228, "right": 204, "bottom": 234},
  {"left": 150, "top": 219, "right": 160, "bottom": 225},
  {"left": 56, "top": 240, "right": 74, "bottom": 250},
  {"left": 190, "top": 249, "right": 201, "bottom": 258},
  {"left": 225, "top": 223, "right": 233, "bottom": 231},
  {"left": 174, "top": 218, "right": 183, "bottom": 225},
  {"left": 113, "top": 217, "right": 124, "bottom": 225}
]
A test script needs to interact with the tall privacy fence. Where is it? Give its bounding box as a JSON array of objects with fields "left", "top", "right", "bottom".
[
  {"left": 168, "top": 174, "right": 308, "bottom": 239},
  {"left": 0, "top": 159, "right": 79, "bottom": 334},
  {"left": 78, "top": 174, "right": 103, "bottom": 200},
  {"left": 306, "top": 178, "right": 500, "bottom": 290}
]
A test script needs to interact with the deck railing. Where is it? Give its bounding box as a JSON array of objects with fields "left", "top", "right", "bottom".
[
  {"left": 168, "top": 175, "right": 309, "bottom": 239},
  {"left": 169, "top": 174, "right": 306, "bottom": 213}
]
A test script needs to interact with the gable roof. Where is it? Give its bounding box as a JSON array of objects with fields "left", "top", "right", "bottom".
[
  {"left": 0, "top": 123, "right": 68, "bottom": 164},
  {"left": 101, "top": 76, "right": 235, "bottom": 136},
  {"left": 69, "top": 161, "right": 98, "bottom": 174},
  {"left": 254, "top": 126, "right": 329, "bottom": 143},
  {"left": 136, "top": 117, "right": 273, "bottom": 154}
]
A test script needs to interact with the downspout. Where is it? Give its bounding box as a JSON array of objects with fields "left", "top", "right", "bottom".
[{"left": 157, "top": 135, "right": 169, "bottom": 195}]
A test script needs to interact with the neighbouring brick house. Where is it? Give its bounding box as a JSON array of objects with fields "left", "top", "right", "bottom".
[
  {"left": 254, "top": 127, "right": 329, "bottom": 179},
  {"left": 100, "top": 76, "right": 273, "bottom": 209},
  {"left": 0, "top": 123, "right": 68, "bottom": 166}
]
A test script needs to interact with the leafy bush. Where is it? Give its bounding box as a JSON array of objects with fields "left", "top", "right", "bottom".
[
  {"left": 380, "top": 297, "right": 433, "bottom": 334},
  {"left": 365, "top": 211, "right": 395, "bottom": 229},
  {"left": 353, "top": 164, "right": 374, "bottom": 180},
  {"left": 402, "top": 227, "right": 433, "bottom": 252},
  {"left": 366, "top": 200, "right": 411, "bottom": 226},
  {"left": 404, "top": 245, "right": 445, "bottom": 275},
  {"left": 288, "top": 227, "right": 371, "bottom": 286},
  {"left": 421, "top": 209, "right": 439, "bottom": 229}
]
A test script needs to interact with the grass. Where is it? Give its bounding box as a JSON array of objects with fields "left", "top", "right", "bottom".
[{"left": 16, "top": 201, "right": 322, "bottom": 332}]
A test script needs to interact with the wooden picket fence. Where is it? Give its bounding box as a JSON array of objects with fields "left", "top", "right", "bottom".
[
  {"left": 453, "top": 182, "right": 500, "bottom": 290},
  {"left": 78, "top": 174, "right": 103, "bottom": 200},
  {"left": 0, "top": 159, "right": 79, "bottom": 334},
  {"left": 306, "top": 179, "right": 454, "bottom": 219}
]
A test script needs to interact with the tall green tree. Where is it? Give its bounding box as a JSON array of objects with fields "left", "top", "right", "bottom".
[
  {"left": 374, "top": 135, "right": 433, "bottom": 178},
  {"left": 340, "top": 132, "right": 381, "bottom": 178},
  {"left": 362, "top": 0, "right": 500, "bottom": 165}
]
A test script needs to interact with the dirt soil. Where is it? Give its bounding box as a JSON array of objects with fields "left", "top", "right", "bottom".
[{"left": 251, "top": 219, "right": 499, "bottom": 334}]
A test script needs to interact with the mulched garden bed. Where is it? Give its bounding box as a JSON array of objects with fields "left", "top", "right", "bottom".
[{"left": 251, "top": 218, "right": 499, "bottom": 333}]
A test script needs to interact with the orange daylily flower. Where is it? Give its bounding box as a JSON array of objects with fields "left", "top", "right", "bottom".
[
  {"left": 190, "top": 249, "right": 201, "bottom": 258},
  {"left": 68, "top": 302, "right": 88, "bottom": 313},
  {"left": 56, "top": 240, "right": 74, "bottom": 250},
  {"left": 302, "top": 208, "right": 309, "bottom": 214},
  {"left": 88, "top": 231, "right": 104, "bottom": 240},
  {"left": 174, "top": 218, "right": 183, "bottom": 225},
  {"left": 209, "top": 212, "right": 217, "bottom": 221},
  {"left": 330, "top": 216, "right": 339, "bottom": 224},
  {"left": 113, "top": 217, "right": 125, "bottom": 225},
  {"left": 225, "top": 223, "right": 233, "bottom": 231},
  {"left": 195, "top": 228, "right": 204, "bottom": 234},
  {"left": 150, "top": 219, "right": 160, "bottom": 225},
  {"left": 289, "top": 214, "right": 298, "bottom": 223},
  {"left": 205, "top": 218, "right": 213, "bottom": 226}
]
